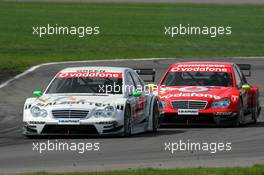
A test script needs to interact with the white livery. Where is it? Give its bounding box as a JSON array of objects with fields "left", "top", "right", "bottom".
[{"left": 23, "top": 67, "right": 161, "bottom": 137}]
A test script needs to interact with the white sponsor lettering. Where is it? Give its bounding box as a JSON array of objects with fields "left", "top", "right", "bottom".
[
  {"left": 178, "top": 64, "right": 226, "bottom": 68},
  {"left": 178, "top": 87, "right": 208, "bottom": 93},
  {"left": 171, "top": 67, "right": 228, "bottom": 72},
  {"left": 178, "top": 109, "right": 199, "bottom": 115},
  {"left": 160, "top": 92, "right": 221, "bottom": 100},
  {"left": 58, "top": 119, "right": 80, "bottom": 125}
]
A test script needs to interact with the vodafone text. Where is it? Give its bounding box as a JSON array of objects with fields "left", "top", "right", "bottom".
[
  {"left": 56, "top": 72, "right": 122, "bottom": 79},
  {"left": 171, "top": 67, "right": 228, "bottom": 72},
  {"left": 160, "top": 93, "right": 221, "bottom": 100}
]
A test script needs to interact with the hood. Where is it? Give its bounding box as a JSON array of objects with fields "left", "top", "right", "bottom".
[{"left": 159, "top": 86, "right": 235, "bottom": 102}]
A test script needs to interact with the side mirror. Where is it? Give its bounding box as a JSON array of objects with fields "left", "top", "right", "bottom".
[
  {"left": 33, "top": 90, "right": 43, "bottom": 97},
  {"left": 146, "top": 83, "right": 157, "bottom": 89},
  {"left": 132, "top": 91, "right": 142, "bottom": 97},
  {"left": 242, "top": 84, "right": 251, "bottom": 91}
]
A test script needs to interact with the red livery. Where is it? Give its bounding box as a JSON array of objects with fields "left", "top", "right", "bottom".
[{"left": 158, "top": 62, "right": 261, "bottom": 126}]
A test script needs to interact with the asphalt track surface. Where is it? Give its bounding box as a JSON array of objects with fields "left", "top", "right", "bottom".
[{"left": 0, "top": 58, "right": 264, "bottom": 173}]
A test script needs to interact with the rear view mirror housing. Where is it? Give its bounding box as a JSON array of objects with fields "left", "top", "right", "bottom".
[
  {"left": 242, "top": 84, "right": 251, "bottom": 91},
  {"left": 132, "top": 91, "right": 142, "bottom": 97},
  {"left": 33, "top": 90, "right": 43, "bottom": 97}
]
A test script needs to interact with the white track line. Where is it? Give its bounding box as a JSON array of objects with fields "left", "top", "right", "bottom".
[
  {"left": 0, "top": 57, "right": 174, "bottom": 89},
  {"left": 0, "top": 57, "right": 263, "bottom": 89}
]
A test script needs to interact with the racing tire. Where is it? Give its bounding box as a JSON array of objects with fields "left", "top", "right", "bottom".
[
  {"left": 235, "top": 100, "right": 244, "bottom": 127},
  {"left": 251, "top": 100, "right": 259, "bottom": 124},
  {"left": 152, "top": 100, "right": 160, "bottom": 133},
  {"left": 123, "top": 105, "right": 132, "bottom": 137}
]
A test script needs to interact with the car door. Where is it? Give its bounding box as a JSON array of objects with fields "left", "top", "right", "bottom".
[
  {"left": 130, "top": 71, "right": 147, "bottom": 124},
  {"left": 233, "top": 65, "right": 249, "bottom": 110},
  {"left": 125, "top": 71, "right": 138, "bottom": 126}
]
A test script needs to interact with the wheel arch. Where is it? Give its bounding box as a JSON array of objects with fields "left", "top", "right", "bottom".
[{"left": 147, "top": 95, "right": 160, "bottom": 131}]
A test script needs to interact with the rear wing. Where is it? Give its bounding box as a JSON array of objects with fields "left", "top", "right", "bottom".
[
  {"left": 237, "top": 64, "right": 251, "bottom": 77},
  {"left": 134, "top": 69, "right": 156, "bottom": 82}
]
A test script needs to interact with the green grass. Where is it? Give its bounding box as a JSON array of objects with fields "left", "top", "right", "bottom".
[
  {"left": 3, "top": 165, "right": 264, "bottom": 175},
  {"left": 1, "top": 2, "right": 264, "bottom": 72}
]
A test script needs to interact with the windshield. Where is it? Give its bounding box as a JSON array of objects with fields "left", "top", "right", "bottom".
[
  {"left": 162, "top": 71, "right": 232, "bottom": 87},
  {"left": 46, "top": 77, "right": 123, "bottom": 94}
]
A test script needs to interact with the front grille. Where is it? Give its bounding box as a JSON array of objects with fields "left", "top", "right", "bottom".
[
  {"left": 41, "top": 125, "right": 98, "bottom": 135},
  {"left": 171, "top": 100, "right": 207, "bottom": 110},
  {"left": 52, "top": 110, "right": 89, "bottom": 119},
  {"left": 162, "top": 113, "right": 215, "bottom": 124}
]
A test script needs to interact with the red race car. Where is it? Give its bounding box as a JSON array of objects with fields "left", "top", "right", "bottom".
[{"left": 157, "top": 62, "right": 261, "bottom": 126}]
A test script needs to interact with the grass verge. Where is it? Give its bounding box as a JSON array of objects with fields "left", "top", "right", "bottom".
[
  {"left": 3, "top": 165, "right": 264, "bottom": 175},
  {"left": 0, "top": 2, "right": 264, "bottom": 72}
]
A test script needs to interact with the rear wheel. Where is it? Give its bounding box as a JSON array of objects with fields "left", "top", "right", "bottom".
[
  {"left": 251, "top": 100, "right": 259, "bottom": 124},
  {"left": 123, "top": 105, "right": 132, "bottom": 137},
  {"left": 152, "top": 100, "right": 160, "bottom": 132}
]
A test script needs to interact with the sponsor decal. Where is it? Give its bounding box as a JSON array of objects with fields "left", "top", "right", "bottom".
[
  {"left": 159, "top": 87, "right": 208, "bottom": 92},
  {"left": 54, "top": 97, "right": 87, "bottom": 105},
  {"left": 178, "top": 109, "right": 199, "bottom": 115},
  {"left": 66, "top": 97, "right": 78, "bottom": 101},
  {"left": 160, "top": 92, "right": 221, "bottom": 100},
  {"left": 58, "top": 119, "right": 80, "bottom": 125},
  {"left": 170, "top": 64, "right": 230, "bottom": 72},
  {"left": 160, "top": 87, "right": 179, "bottom": 91},
  {"left": 38, "top": 98, "right": 50, "bottom": 105},
  {"left": 36, "top": 96, "right": 112, "bottom": 107},
  {"left": 178, "top": 86, "right": 208, "bottom": 93},
  {"left": 76, "top": 69, "right": 106, "bottom": 73},
  {"left": 215, "top": 112, "right": 232, "bottom": 116},
  {"left": 56, "top": 72, "right": 122, "bottom": 79},
  {"left": 37, "top": 96, "right": 87, "bottom": 106},
  {"left": 178, "top": 64, "right": 227, "bottom": 68},
  {"left": 231, "top": 95, "right": 239, "bottom": 102}
]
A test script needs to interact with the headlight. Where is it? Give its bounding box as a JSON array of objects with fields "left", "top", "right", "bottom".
[
  {"left": 94, "top": 105, "right": 115, "bottom": 118},
  {"left": 212, "top": 98, "right": 231, "bottom": 109},
  {"left": 30, "top": 106, "right": 48, "bottom": 118}
]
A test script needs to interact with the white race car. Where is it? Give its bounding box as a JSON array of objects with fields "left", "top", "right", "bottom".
[{"left": 23, "top": 67, "right": 161, "bottom": 137}]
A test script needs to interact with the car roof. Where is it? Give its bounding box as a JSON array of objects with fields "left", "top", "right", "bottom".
[
  {"left": 173, "top": 61, "right": 234, "bottom": 68},
  {"left": 60, "top": 66, "right": 131, "bottom": 73}
]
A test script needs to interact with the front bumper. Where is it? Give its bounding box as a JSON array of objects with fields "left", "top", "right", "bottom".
[
  {"left": 161, "top": 111, "right": 238, "bottom": 125},
  {"left": 23, "top": 119, "right": 124, "bottom": 136}
]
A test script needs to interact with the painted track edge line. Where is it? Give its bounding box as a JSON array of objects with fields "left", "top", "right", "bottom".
[
  {"left": 0, "top": 57, "right": 174, "bottom": 89},
  {"left": 0, "top": 56, "right": 263, "bottom": 89}
]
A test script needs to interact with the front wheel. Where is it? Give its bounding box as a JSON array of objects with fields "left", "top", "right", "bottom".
[
  {"left": 235, "top": 100, "right": 244, "bottom": 126},
  {"left": 152, "top": 100, "right": 160, "bottom": 132},
  {"left": 123, "top": 105, "right": 132, "bottom": 137}
]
